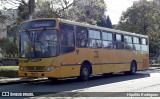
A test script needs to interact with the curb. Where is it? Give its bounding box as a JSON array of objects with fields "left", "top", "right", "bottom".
[{"left": 0, "top": 78, "right": 47, "bottom": 85}]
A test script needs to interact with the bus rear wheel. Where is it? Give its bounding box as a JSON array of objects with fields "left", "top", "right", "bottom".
[
  {"left": 130, "top": 61, "right": 137, "bottom": 75},
  {"left": 125, "top": 61, "right": 137, "bottom": 75},
  {"left": 78, "top": 63, "right": 91, "bottom": 81}
]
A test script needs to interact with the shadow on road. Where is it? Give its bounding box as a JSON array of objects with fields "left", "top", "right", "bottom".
[
  {"left": 23, "top": 72, "right": 150, "bottom": 92},
  {"left": 0, "top": 72, "right": 151, "bottom": 98}
]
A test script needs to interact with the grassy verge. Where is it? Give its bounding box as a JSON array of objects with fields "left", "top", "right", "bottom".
[
  {"left": 0, "top": 66, "right": 18, "bottom": 70},
  {"left": 0, "top": 66, "right": 18, "bottom": 78}
]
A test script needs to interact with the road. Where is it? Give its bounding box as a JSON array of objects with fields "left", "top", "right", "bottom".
[{"left": 0, "top": 67, "right": 160, "bottom": 99}]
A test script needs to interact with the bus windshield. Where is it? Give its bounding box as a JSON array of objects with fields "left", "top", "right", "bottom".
[{"left": 20, "top": 29, "right": 59, "bottom": 58}]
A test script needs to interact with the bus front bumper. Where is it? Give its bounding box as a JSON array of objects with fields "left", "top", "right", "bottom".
[{"left": 18, "top": 68, "right": 61, "bottom": 78}]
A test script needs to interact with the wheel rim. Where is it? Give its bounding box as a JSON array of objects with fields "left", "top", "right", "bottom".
[
  {"left": 82, "top": 67, "right": 89, "bottom": 77},
  {"left": 131, "top": 63, "right": 136, "bottom": 73}
]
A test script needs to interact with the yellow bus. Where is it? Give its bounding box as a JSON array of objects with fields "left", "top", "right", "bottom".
[{"left": 18, "top": 18, "right": 149, "bottom": 81}]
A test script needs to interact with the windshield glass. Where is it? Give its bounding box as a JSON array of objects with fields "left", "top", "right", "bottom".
[{"left": 20, "top": 29, "right": 59, "bottom": 58}]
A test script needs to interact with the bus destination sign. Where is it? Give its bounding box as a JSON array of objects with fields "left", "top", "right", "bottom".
[{"left": 20, "top": 19, "right": 56, "bottom": 30}]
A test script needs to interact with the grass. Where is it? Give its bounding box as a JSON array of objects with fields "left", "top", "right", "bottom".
[
  {"left": 0, "top": 66, "right": 19, "bottom": 70},
  {"left": 0, "top": 66, "right": 18, "bottom": 78}
]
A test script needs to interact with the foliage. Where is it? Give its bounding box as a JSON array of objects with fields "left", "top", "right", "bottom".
[
  {"left": 117, "top": 0, "right": 160, "bottom": 54},
  {"left": 69, "top": 0, "right": 106, "bottom": 25},
  {"left": 36, "top": 0, "right": 107, "bottom": 25},
  {"left": 0, "top": 38, "right": 18, "bottom": 58},
  {"left": 0, "top": 0, "right": 108, "bottom": 58},
  {"left": 17, "top": 1, "right": 29, "bottom": 24},
  {"left": 97, "top": 15, "right": 113, "bottom": 29},
  {"left": 0, "top": 0, "right": 27, "bottom": 58},
  {"left": 36, "top": 0, "right": 73, "bottom": 19}
]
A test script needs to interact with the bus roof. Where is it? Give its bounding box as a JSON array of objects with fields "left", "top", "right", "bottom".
[
  {"left": 21, "top": 18, "right": 148, "bottom": 38},
  {"left": 60, "top": 18, "right": 148, "bottom": 38}
]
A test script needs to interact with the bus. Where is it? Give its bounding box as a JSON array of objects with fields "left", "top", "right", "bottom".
[{"left": 18, "top": 18, "right": 149, "bottom": 81}]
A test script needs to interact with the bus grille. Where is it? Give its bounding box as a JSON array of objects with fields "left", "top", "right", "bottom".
[{"left": 25, "top": 66, "right": 45, "bottom": 72}]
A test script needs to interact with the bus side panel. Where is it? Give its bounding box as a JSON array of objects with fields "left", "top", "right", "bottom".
[
  {"left": 101, "top": 49, "right": 115, "bottom": 73},
  {"left": 60, "top": 66, "right": 80, "bottom": 78},
  {"left": 138, "top": 52, "right": 149, "bottom": 70},
  {"left": 59, "top": 51, "right": 80, "bottom": 78}
]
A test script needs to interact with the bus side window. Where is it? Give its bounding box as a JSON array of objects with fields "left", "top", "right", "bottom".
[
  {"left": 114, "top": 34, "right": 124, "bottom": 49},
  {"left": 141, "top": 38, "right": 148, "bottom": 51},
  {"left": 60, "top": 23, "right": 75, "bottom": 54},
  {"left": 124, "top": 35, "right": 133, "bottom": 50},
  {"left": 88, "top": 29, "right": 101, "bottom": 48},
  {"left": 102, "top": 31, "right": 113, "bottom": 49},
  {"left": 133, "top": 37, "right": 141, "bottom": 51},
  {"left": 76, "top": 26, "right": 88, "bottom": 48}
]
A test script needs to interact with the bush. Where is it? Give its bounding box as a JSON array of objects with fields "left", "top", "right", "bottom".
[{"left": 0, "top": 69, "right": 18, "bottom": 78}]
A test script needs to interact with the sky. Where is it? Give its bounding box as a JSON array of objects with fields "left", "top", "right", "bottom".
[{"left": 105, "top": 0, "right": 138, "bottom": 25}]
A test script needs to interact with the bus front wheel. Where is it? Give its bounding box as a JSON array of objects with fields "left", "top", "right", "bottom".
[{"left": 78, "top": 63, "right": 91, "bottom": 81}]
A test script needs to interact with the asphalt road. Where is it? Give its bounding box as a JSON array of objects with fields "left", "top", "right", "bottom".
[{"left": 0, "top": 68, "right": 160, "bottom": 99}]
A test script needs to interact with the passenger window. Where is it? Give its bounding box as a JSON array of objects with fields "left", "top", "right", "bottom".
[
  {"left": 124, "top": 35, "right": 133, "bottom": 50},
  {"left": 76, "top": 27, "right": 88, "bottom": 48},
  {"left": 102, "top": 32, "right": 113, "bottom": 41},
  {"left": 116, "top": 34, "right": 122, "bottom": 41},
  {"left": 141, "top": 38, "right": 148, "bottom": 51},
  {"left": 133, "top": 37, "right": 141, "bottom": 51},
  {"left": 133, "top": 37, "right": 140, "bottom": 44},
  {"left": 89, "top": 30, "right": 101, "bottom": 39},
  {"left": 89, "top": 29, "right": 102, "bottom": 48},
  {"left": 102, "top": 32, "right": 113, "bottom": 49},
  {"left": 60, "top": 24, "right": 75, "bottom": 54},
  {"left": 124, "top": 35, "right": 132, "bottom": 43},
  {"left": 114, "top": 34, "right": 124, "bottom": 49},
  {"left": 141, "top": 38, "right": 147, "bottom": 45}
]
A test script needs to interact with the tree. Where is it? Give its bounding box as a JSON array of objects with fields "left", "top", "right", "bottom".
[
  {"left": 69, "top": 0, "right": 106, "bottom": 25},
  {"left": 0, "top": 0, "right": 27, "bottom": 9},
  {"left": 0, "top": 0, "right": 108, "bottom": 58},
  {"left": 35, "top": 0, "right": 73, "bottom": 19},
  {"left": 35, "top": 0, "right": 107, "bottom": 25},
  {"left": 117, "top": 0, "right": 160, "bottom": 55},
  {"left": 97, "top": 15, "right": 113, "bottom": 29},
  {"left": 16, "top": 1, "right": 29, "bottom": 24},
  {"left": 0, "top": 38, "right": 18, "bottom": 58},
  {"left": 0, "top": 0, "right": 27, "bottom": 58}
]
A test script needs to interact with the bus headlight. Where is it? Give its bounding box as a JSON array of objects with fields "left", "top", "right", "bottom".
[
  {"left": 45, "top": 66, "right": 54, "bottom": 72},
  {"left": 19, "top": 66, "right": 27, "bottom": 71}
]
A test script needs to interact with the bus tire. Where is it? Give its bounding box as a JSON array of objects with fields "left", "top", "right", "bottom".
[
  {"left": 124, "top": 61, "right": 137, "bottom": 75},
  {"left": 78, "top": 63, "right": 91, "bottom": 81},
  {"left": 130, "top": 61, "right": 137, "bottom": 75}
]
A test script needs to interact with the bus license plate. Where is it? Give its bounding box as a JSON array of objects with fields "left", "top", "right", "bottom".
[{"left": 31, "top": 73, "right": 37, "bottom": 76}]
